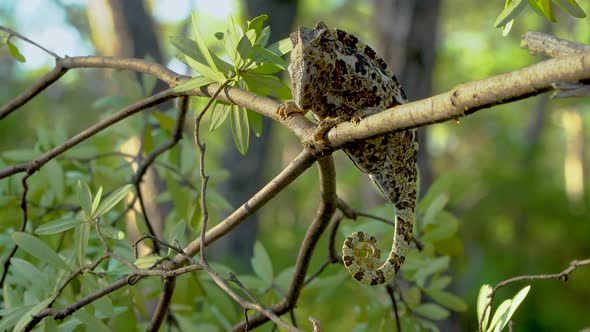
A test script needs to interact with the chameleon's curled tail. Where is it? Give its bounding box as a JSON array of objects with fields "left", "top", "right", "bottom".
[{"left": 341, "top": 208, "right": 414, "bottom": 285}]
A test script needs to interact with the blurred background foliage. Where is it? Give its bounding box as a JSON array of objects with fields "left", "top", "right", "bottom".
[{"left": 1, "top": 0, "right": 590, "bottom": 331}]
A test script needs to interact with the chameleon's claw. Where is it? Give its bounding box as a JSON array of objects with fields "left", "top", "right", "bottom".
[
  {"left": 313, "top": 117, "right": 346, "bottom": 141},
  {"left": 277, "top": 102, "right": 307, "bottom": 120}
]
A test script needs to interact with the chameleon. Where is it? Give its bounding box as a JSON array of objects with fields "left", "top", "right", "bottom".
[{"left": 278, "top": 22, "right": 418, "bottom": 285}]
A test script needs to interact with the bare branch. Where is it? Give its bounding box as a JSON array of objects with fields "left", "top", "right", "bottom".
[
  {"left": 320, "top": 51, "right": 590, "bottom": 151},
  {"left": 0, "top": 25, "right": 61, "bottom": 58},
  {"left": 146, "top": 277, "right": 176, "bottom": 332},
  {"left": 0, "top": 175, "right": 31, "bottom": 288},
  {"left": 174, "top": 150, "right": 317, "bottom": 264},
  {"left": 232, "top": 156, "right": 337, "bottom": 330},
  {"left": 0, "top": 89, "right": 178, "bottom": 179},
  {"left": 521, "top": 31, "right": 590, "bottom": 58}
]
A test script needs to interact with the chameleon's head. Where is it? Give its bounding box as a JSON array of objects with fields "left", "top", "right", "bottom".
[{"left": 288, "top": 22, "right": 334, "bottom": 109}]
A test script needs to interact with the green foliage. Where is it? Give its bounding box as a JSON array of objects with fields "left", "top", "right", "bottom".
[
  {"left": 170, "top": 14, "right": 292, "bottom": 154},
  {"left": 496, "top": 0, "right": 586, "bottom": 34},
  {"left": 477, "top": 284, "right": 530, "bottom": 332}
]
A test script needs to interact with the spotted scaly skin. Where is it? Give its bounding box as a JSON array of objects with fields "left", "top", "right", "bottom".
[{"left": 284, "top": 22, "right": 418, "bottom": 285}]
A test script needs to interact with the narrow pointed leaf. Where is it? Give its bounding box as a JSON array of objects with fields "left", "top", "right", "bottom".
[
  {"left": 94, "top": 184, "right": 133, "bottom": 218},
  {"left": 230, "top": 105, "right": 250, "bottom": 154},
  {"left": 76, "top": 180, "right": 93, "bottom": 219},
  {"left": 91, "top": 186, "right": 103, "bottom": 218},
  {"left": 209, "top": 100, "right": 231, "bottom": 131},
  {"left": 495, "top": 0, "right": 527, "bottom": 27},
  {"left": 75, "top": 223, "right": 90, "bottom": 266},
  {"left": 477, "top": 284, "right": 493, "bottom": 330},
  {"left": 552, "top": 0, "right": 586, "bottom": 17},
  {"left": 7, "top": 41, "right": 25, "bottom": 62},
  {"left": 247, "top": 14, "right": 268, "bottom": 38},
  {"left": 498, "top": 285, "right": 531, "bottom": 331},
  {"left": 35, "top": 218, "right": 84, "bottom": 235},
  {"left": 172, "top": 76, "right": 215, "bottom": 92},
  {"left": 251, "top": 241, "right": 273, "bottom": 283},
  {"left": 488, "top": 299, "right": 512, "bottom": 332},
  {"left": 12, "top": 232, "right": 71, "bottom": 271}
]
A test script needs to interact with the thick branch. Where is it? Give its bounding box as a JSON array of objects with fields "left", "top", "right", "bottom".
[
  {"left": 321, "top": 51, "right": 590, "bottom": 150},
  {"left": 232, "top": 156, "right": 337, "bottom": 330}
]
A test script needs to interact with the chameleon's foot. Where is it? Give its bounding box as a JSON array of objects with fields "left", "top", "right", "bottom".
[
  {"left": 313, "top": 116, "right": 346, "bottom": 140},
  {"left": 277, "top": 102, "right": 307, "bottom": 120},
  {"left": 351, "top": 107, "right": 382, "bottom": 124}
]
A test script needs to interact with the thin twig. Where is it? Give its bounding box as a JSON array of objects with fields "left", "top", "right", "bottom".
[
  {"left": 479, "top": 258, "right": 590, "bottom": 331},
  {"left": 0, "top": 25, "right": 61, "bottom": 58},
  {"left": 0, "top": 174, "right": 31, "bottom": 288},
  {"left": 0, "top": 89, "right": 179, "bottom": 179},
  {"left": 174, "top": 150, "right": 317, "bottom": 264},
  {"left": 386, "top": 284, "right": 402, "bottom": 332},
  {"left": 194, "top": 80, "right": 231, "bottom": 266},
  {"left": 232, "top": 156, "right": 337, "bottom": 330}
]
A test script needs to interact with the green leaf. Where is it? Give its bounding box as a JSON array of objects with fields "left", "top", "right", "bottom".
[
  {"left": 92, "top": 95, "right": 133, "bottom": 113},
  {"left": 494, "top": 0, "right": 528, "bottom": 27},
  {"left": 247, "top": 46, "right": 288, "bottom": 75},
  {"left": 7, "top": 41, "right": 25, "bottom": 62},
  {"left": 91, "top": 186, "right": 103, "bottom": 218},
  {"left": 134, "top": 255, "right": 161, "bottom": 269},
  {"left": 76, "top": 180, "right": 93, "bottom": 220},
  {"left": 266, "top": 37, "right": 293, "bottom": 56},
  {"left": 2, "top": 149, "right": 38, "bottom": 161},
  {"left": 413, "top": 303, "right": 449, "bottom": 320},
  {"left": 209, "top": 100, "right": 231, "bottom": 131},
  {"left": 75, "top": 222, "right": 90, "bottom": 266},
  {"left": 254, "top": 26, "right": 271, "bottom": 48},
  {"left": 172, "top": 75, "right": 215, "bottom": 92},
  {"left": 532, "top": 0, "right": 557, "bottom": 21},
  {"left": 98, "top": 225, "right": 125, "bottom": 240},
  {"left": 235, "top": 30, "right": 254, "bottom": 68},
  {"left": 45, "top": 160, "right": 64, "bottom": 201},
  {"left": 10, "top": 258, "right": 48, "bottom": 290},
  {"left": 422, "top": 211, "right": 458, "bottom": 243},
  {"left": 247, "top": 109, "right": 263, "bottom": 137},
  {"left": 0, "top": 305, "right": 34, "bottom": 331},
  {"left": 94, "top": 184, "right": 133, "bottom": 218},
  {"left": 501, "top": 20, "right": 514, "bottom": 37},
  {"left": 73, "top": 308, "right": 111, "bottom": 331},
  {"left": 152, "top": 111, "right": 176, "bottom": 132},
  {"left": 221, "top": 17, "right": 243, "bottom": 64},
  {"left": 12, "top": 232, "right": 71, "bottom": 271},
  {"left": 488, "top": 299, "right": 512, "bottom": 332},
  {"left": 168, "top": 220, "right": 186, "bottom": 252},
  {"left": 170, "top": 36, "right": 233, "bottom": 75},
  {"left": 497, "top": 285, "right": 530, "bottom": 331},
  {"left": 251, "top": 241, "right": 273, "bottom": 283},
  {"left": 552, "top": 0, "right": 586, "bottom": 17},
  {"left": 230, "top": 105, "right": 250, "bottom": 155},
  {"left": 241, "top": 73, "right": 292, "bottom": 99},
  {"left": 247, "top": 14, "right": 268, "bottom": 38},
  {"left": 429, "top": 275, "right": 452, "bottom": 290},
  {"left": 191, "top": 14, "right": 225, "bottom": 82},
  {"left": 422, "top": 193, "right": 449, "bottom": 226},
  {"left": 36, "top": 218, "right": 84, "bottom": 235},
  {"left": 477, "top": 284, "right": 493, "bottom": 330},
  {"left": 425, "top": 289, "right": 468, "bottom": 312},
  {"left": 13, "top": 298, "right": 53, "bottom": 332}
]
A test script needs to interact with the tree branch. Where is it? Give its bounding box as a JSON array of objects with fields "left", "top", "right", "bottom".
[{"left": 232, "top": 156, "right": 337, "bottom": 330}]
